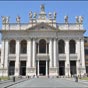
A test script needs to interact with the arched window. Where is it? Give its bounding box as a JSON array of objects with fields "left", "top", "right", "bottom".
[
  {"left": 69, "top": 40, "right": 75, "bottom": 54},
  {"left": 39, "top": 39, "right": 46, "bottom": 53},
  {"left": 58, "top": 40, "right": 65, "bottom": 54},
  {"left": 20, "top": 40, "right": 27, "bottom": 54},
  {"left": 9, "top": 40, "right": 16, "bottom": 54}
]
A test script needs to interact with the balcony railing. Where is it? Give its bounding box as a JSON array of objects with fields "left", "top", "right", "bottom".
[
  {"left": 2, "top": 22, "right": 83, "bottom": 30},
  {"left": 58, "top": 54, "right": 66, "bottom": 60},
  {"left": 69, "top": 54, "right": 77, "bottom": 60}
]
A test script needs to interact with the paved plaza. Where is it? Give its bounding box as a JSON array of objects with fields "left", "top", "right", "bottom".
[
  {"left": 5, "top": 77, "right": 88, "bottom": 88},
  {"left": 0, "top": 78, "right": 27, "bottom": 88}
]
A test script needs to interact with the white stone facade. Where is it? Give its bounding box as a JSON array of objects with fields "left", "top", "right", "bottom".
[{"left": 0, "top": 5, "right": 86, "bottom": 77}]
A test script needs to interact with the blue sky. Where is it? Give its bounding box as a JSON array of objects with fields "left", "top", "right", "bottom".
[{"left": 0, "top": 1, "right": 88, "bottom": 42}]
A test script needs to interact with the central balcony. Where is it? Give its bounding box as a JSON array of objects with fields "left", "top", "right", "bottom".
[
  {"left": 58, "top": 54, "right": 66, "bottom": 60},
  {"left": 36, "top": 53, "right": 49, "bottom": 60}
]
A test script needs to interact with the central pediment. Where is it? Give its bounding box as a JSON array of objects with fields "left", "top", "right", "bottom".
[{"left": 26, "top": 22, "right": 57, "bottom": 30}]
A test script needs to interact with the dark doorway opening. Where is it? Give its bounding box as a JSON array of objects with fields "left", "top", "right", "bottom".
[
  {"left": 8, "top": 61, "right": 15, "bottom": 75},
  {"left": 70, "top": 61, "right": 76, "bottom": 75},
  {"left": 86, "top": 66, "right": 88, "bottom": 74},
  {"left": 39, "top": 61, "right": 46, "bottom": 76},
  {"left": 20, "top": 61, "right": 26, "bottom": 76},
  {"left": 59, "top": 61, "right": 65, "bottom": 76}
]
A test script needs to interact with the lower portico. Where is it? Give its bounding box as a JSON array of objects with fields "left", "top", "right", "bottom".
[
  {"left": 0, "top": 37, "right": 86, "bottom": 77},
  {"left": 8, "top": 59, "right": 81, "bottom": 77}
]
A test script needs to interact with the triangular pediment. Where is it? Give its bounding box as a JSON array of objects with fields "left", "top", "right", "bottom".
[{"left": 26, "top": 22, "right": 57, "bottom": 30}]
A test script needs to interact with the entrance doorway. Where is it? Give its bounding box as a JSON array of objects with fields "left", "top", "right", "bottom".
[
  {"left": 8, "top": 61, "right": 15, "bottom": 76},
  {"left": 59, "top": 61, "right": 65, "bottom": 76},
  {"left": 39, "top": 61, "right": 46, "bottom": 76},
  {"left": 70, "top": 61, "right": 76, "bottom": 75},
  {"left": 20, "top": 61, "right": 26, "bottom": 76}
]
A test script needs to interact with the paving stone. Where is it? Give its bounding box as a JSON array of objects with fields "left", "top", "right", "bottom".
[{"left": 8, "top": 77, "right": 88, "bottom": 88}]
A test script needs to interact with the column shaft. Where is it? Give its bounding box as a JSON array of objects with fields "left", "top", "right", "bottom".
[
  {"left": 53, "top": 39, "right": 57, "bottom": 67},
  {"left": 4, "top": 40, "right": 9, "bottom": 76},
  {"left": 38, "top": 60, "right": 39, "bottom": 76},
  {"left": 81, "top": 39, "right": 86, "bottom": 74},
  {"left": 0, "top": 40, "right": 5, "bottom": 76},
  {"left": 49, "top": 39, "right": 53, "bottom": 67},
  {"left": 46, "top": 60, "right": 48, "bottom": 76},
  {"left": 65, "top": 40, "right": 70, "bottom": 77},
  {"left": 0, "top": 40, "right": 5, "bottom": 69},
  {"left": 32, "top": 39, "right": 36, "bottom": 67},
  {"left": 76, "top": 39, "right": 80, "bottom": 75},
  {"left": 26, "top": 39, "right": 32, "bottom": 75},
  {"left": 15, "top": 40, "right": 20, "bottom": 76},
  {"left": 4, "top": 40, "right": 9, "bottom": 68},
  {"left": 46, "top": 43, "right": 47, "bottom": 54},
  {"left": 38, "top": 44, "right": 39, "bottom": 53}
]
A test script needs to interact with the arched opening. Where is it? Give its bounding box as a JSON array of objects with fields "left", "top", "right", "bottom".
[
  {"left": 20, "top": 40, "right": 27, "bottom": 54},
  {"left": 69, "top": 40, "right": 76, "bottom": 54},
  {"left": 9, "top": 40, "right": 16, "bottom": 54},
  {"left": 58, "top": 40, "right": 65, "bottom": 54},
  {"left": 39, "top": 39, "right": 46, "bottom": 53}
]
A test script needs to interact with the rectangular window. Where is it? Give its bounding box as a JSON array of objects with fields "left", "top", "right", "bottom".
[{"left": 85, "top": 49, "right": 88, "bottom": 55}]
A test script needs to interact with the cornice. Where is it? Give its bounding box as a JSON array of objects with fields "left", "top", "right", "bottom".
[{"left": 0, "top": 29, "right": 85, "bottom": 33}]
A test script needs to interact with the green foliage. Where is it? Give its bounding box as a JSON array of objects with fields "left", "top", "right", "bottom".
[
  {"left": 81, "top": 77, "right": 88, "bottom": 80},
  {"left": 0, "top": 76, "right": 10, "bottom": 80}
]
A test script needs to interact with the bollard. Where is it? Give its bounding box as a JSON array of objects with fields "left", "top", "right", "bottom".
[
  {"left": 28, "top": 76, "right": 30, "bottom": 78},
  {"left": 37, "top": 75, "right": 38, "bottom": 78},
  {"left": 75, "top": 76, "right": 78, "bottom": 82},
  {"left": 13, "top": 76, "right": 15, "bottom": 82}
]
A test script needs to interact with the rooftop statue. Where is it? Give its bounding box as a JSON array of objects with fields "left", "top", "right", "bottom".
[
  {"left": 2, "top": 16, "right": 6, "bottom": 23},
  {"left": 49, "top": 12, "right": 52, "bottom": 19},
  {"left": 16, "top": 16, "right": 20, "bottom": 23},
  {"left": 2, "top": 16, "right": 9, "bottom": 23},
  {"left": 29, "top": 11, "right": 33, "bottom": 18},
  {"left": 64, "top": 16, "right": 68, "bottom": 23},
  {"left": 6, "top": 16, "right": 9, "bottom": 23},
  {"left": 40, "top": 4, "right": 45, "bottom": 12},
  {"left": 75, "top": 16, "right": 79, "bottom": 23},
  {"left": 53, "top": 12, "right": 57, "bottom": 19},
  {"left": 79, "top": 16, "right": 83, "bottom": 24},
  {"left": 33, "top": 12, "right": 37, "bottom": 18}
]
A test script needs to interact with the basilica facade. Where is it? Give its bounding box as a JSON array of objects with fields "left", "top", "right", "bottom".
[{"left": 0, "top": 5, "right": 86, "bottom": 77}]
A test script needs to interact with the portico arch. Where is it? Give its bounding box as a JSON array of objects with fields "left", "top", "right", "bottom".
[
  {"left": 58, "top": 39, "right": 65, "bottom": 54},
  {"left": 9, "top": 40, "right": 16, "bottom": 54},
  {"left": 69, "top": 40, "right": 76, "bottom": 54},
  {"left": 20, "top": 40, "right": 27, "bottom": 54}
]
